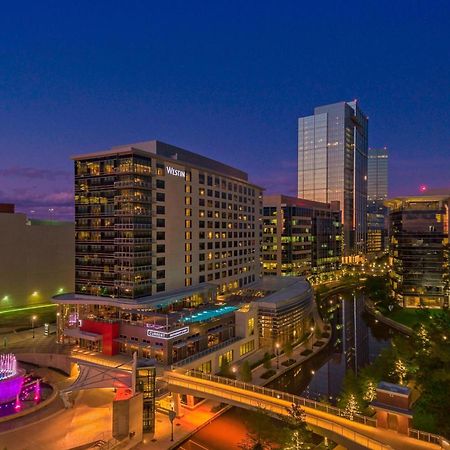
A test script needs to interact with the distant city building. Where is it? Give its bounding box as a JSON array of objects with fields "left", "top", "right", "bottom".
[
  {"left": 298, "top": 101, "right": 368, "bottom": 259},
  {"left": 367, "top": 147, "right": 389, "bottom": 254},
  {"left": 53, "top": 140, "right": 314, "bottom": 366},
  {"left": 0, "top": 204, "right": 74, "bottom": 309},
  {"left": 385, "top": 194, "right": 450, "bottom": 308},
  {"left": 262, "top": 195, "right": 342, "bottom": 276}
]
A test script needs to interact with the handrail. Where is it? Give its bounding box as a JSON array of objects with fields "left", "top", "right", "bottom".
[{"left": 408, "top": 428, "right": 447, "bottom": 446}]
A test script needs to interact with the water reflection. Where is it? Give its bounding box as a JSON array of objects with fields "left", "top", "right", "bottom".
[{"left": 269, "top": 290, "right": 395, "bottom": 403}]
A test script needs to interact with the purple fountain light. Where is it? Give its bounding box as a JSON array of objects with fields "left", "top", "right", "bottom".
[{"left": 0, "top": 354, "right": 25, "bottom": 405}]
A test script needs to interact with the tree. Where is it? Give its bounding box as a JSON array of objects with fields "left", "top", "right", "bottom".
[
  {"left": 392, "top": 359, "right": 407, "bottom": 385},
  {"left": 362, "top": 379, "right": 377, "bottom": 402},
  {"left": 284, "top": 340, "right": 293, "bottom": 360},
  {"left": 343, "top": 394, "right": 361, "bottom": 421},
  {"left": 262, "top": 352, "right": 272, "bottom": 370},
  {"left": 240, "top": 360, "right": 252, "bottom": 382},
  {"left": 219, "top": 356, "right": 230, "bottom": 377},
  {"left": 282, "top": 403, "right": 312, "bottom": 450}
]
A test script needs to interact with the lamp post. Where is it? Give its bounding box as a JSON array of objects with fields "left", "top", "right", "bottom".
[
  {"left": 310, "top": 326, "right": 315, "bottom": 350},
  {"left": 169, "top": 401, "right": 176, "bottom": 442},
  {"left": 31, "top": 315, "right": 37, "bottom": 339},
  {"left": 275, "top": 342, "right": 280, "bottom": 370}
]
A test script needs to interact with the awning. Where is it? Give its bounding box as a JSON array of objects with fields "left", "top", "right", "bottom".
[{"left": 64, "top": 328, "right": 102, "bottom": 342}]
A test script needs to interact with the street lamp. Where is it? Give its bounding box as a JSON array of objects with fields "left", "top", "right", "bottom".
[
  {"left": 169, "top": 401, "right": 176, "bottom": 442},
  {"left": 275, "top": 342, "right": 280, "bottom": 370},
  {"left": 310, "top": 326, "right": 315, "bottom": 350},
  {"left": 31, "top": 315, "right": 37, "bottom": 339}
]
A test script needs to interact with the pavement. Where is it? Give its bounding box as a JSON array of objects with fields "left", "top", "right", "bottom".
[{"left": 0, "top": 387, "right": 115, "bottom": 450}]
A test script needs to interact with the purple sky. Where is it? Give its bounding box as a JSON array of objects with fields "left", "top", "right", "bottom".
[{"left": 1, "top": 1, "right": 449, "bottom": 221}]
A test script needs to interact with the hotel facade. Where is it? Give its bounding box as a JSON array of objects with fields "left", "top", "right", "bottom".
[{"left": 53, "top": 140, "right": 263, "bottom": 365}]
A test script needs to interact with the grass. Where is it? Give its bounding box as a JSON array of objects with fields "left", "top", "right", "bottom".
[{"left": 386, "top": 308, "right": 441, "bottom": 328}]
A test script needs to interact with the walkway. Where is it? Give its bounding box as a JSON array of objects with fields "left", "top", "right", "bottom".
[{"left": 164, "top": 369, "right": 443, "bottom": 450}]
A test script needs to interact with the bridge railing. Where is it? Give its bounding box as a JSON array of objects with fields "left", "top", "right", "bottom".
[
  {"left": 408, "top": 428, "right": 447, "bottom": 447},
  {"left": 182, "top": 369, "right": 377, "bottom": 428}
]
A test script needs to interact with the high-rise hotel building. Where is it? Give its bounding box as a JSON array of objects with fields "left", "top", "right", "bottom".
[
  {"left": 53, "top": 140, "right": 263, "bottom": 364},
  {"left": 298, "top": 101, "right": 368, "bottom": 258},
  {"left": 367, "top": 147, "right": 389, "bottom": 254},
  {"left": 73, "top": 140, "right": 261, "bottom": 297}
]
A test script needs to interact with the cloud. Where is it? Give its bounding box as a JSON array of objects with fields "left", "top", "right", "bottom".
[
  {"left": 0, "top": 166, "right": 71, "bottom": 180},
  {"left": 0, "top": 189, "right": 74, "bottom": 208}
]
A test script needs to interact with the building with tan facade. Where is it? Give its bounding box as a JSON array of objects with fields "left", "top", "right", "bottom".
[
  {"left": 0, "top": 204, "right": 74, "bottom": 310},
  {"left": 53, "top": 140, "right": 264, "bottom": 364}
]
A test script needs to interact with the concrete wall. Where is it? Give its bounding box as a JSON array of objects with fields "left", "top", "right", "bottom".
[
  {"left": 15, "top": 352, "right": 76, "bottom": 376},
  {"left": 0, "top": 213, "right": 74, "bottom": 310}
]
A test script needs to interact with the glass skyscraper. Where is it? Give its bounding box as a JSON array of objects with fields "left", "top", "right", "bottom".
[
  {"left": 298, "top": 101, "right": 368, "bottom": 257},
  {"left": 367, "top": 147, "right": 389, "bottom": 254}
]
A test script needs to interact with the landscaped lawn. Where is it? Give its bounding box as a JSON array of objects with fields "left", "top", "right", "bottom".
[{"left": 387, "top": 308, "right": 441, "bottom": 328}]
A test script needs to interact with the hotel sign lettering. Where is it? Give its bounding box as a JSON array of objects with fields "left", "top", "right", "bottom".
[
  {"left": 166, "top": 166, "right": 185, "bottom": 178},
  {"left": 146, "top": 326, "right": 189, "bottom": 340}
]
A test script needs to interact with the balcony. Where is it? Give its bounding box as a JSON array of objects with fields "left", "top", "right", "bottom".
[
  {"left": 114, "top": 237, "right": 152, "bottom": 245},
  {"left": 114, "top": 223, "right": 152, "bottom": 230},
  {"left": 114, "top": 251, "right": 152, "bottom": 259},
  {"left": 114, "top": 180, "right": 152, "bottom": 190}
]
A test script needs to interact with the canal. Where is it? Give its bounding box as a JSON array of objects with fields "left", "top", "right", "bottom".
[{"left": 177, "top": 289, "right": 398, "bottom": 449}]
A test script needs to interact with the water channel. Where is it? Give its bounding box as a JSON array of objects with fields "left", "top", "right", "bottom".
[{"left": 179, "top": 288, "right": 399, "bottom": 449}]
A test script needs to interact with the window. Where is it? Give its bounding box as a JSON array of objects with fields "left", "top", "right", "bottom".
[
  {"left": 156, "top": 283, "right": 165, "bottom": 292},
  {"left": 197, "top": 360, "right": 211, "bottom": 373},
  {"left": 218, "top": 350, "right": 233, "bottom": 367},
  {"left": 240, "top": 340, "right": 255, "bottom": 356},
  {"left": 156, "top": 205, "right": 165, "bottom": 214},
  {"left": 156, "top": 192, "right": 165, "bottom": 202},
  {"left": 156, "top": 179, "right": 165, "bottom": 189}
]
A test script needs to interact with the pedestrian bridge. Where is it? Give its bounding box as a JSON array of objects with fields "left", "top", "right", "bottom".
[{"left": 163, "top": 369, "right": 445, "bottom": 450}]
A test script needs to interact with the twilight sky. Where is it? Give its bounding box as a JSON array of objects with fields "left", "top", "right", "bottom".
[{"left": 1, "top": 1, "right": 449, "bottom": 220}]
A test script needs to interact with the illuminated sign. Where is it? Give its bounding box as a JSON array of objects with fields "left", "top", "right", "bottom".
[
  {"left": 146, "top": 326, "right": 189, "bottom": 340},
  {"left": 166, "top": 166, "right": 185, "bottom": 178}
]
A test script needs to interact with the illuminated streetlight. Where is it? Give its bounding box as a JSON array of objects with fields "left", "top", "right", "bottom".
[
  {"left": 31, "top": 315, "right": 37, "bottom": 339},
  {"left": 275, "top": 342, "right": 280, "bottom": 370},
  {"left": 32, "top": 291, "right": 38, "bottom": 297}
]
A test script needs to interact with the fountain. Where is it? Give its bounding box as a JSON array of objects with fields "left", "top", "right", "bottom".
[{"left": 0, "top": 354, "right": 25, "bottom": 405}]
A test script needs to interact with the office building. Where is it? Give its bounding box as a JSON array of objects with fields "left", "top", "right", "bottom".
[
  {"left": 367, "top": 147, "right": 389, "bottom": 254},
  {"left": 298, "top": 101, "right": 368, "bottom": 259},
  {"left": 385, "top": 193, "right": 450, "bottom": 308},
  {"left": 0, "top": 204, "right": 74, "bottom": 309},
  {"left": 262, "top": 195, "right": 342, "bottom": 276}
]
